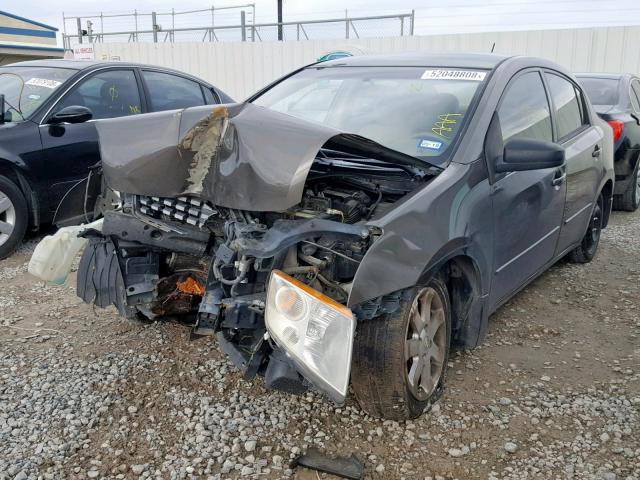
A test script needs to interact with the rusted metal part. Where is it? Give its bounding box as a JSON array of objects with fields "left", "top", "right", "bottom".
[
  {"left": 291, "top": 448, "right": 364, "bottom": 480},
  {"left": 152, "top": 272, "right": 206, "bottom": 316},
  {"left": 176, "top": 276, "right": 206, "bottom": 296}
]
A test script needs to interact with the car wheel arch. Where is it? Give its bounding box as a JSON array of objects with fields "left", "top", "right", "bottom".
[
  {"left": 350, "top": 236, "right": 490, "bottom": 347},
  {"left": 416, "top": 251, "right": 488, "bottom": 349},
  {"left": 599, "top": 178, "right": 614, "bottom": 228},
  {"left": 0, "top": 160, "right": 39, "bottom": 229}
]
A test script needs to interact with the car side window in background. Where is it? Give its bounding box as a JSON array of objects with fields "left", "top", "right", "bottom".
[
  {"left": 578, "top": 77, "right": 619, "bottom": 106},
  {"left": 546, "top": 73, "right": 585, "bottom": 139},
  {"left": 498, "top": 71, "right": 552, "bottom": 143},
  {"left": 143, "top": 71, "right": 206, "bottom": 111},
  {"left": 202, "top": 86, "right": 218, "bottom": 105},
  {"left": 56, "top": 70, "right": 142, "bottom": 120},
  {"left": 574, "top": 85, "right": 590, "bottom": 125},
  {"left": 630, "top": 79, "right": 640, "bottom": 113}
]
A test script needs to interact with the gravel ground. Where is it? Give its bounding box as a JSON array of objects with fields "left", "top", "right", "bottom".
[{"left": 0, "top": 211, "right": 638, "bottom": 480}]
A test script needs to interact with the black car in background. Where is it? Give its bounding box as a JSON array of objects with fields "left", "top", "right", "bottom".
[
  {"left": 576, "top": 73, "right": 640, "bottom": 211},
  {"left": 0, "top": 60, "right": 232, "bottom": 259}
]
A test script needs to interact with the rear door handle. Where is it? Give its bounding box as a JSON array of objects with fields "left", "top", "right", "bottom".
[{"left": 592, "top": 145, "right": 601, "bottom": 158}]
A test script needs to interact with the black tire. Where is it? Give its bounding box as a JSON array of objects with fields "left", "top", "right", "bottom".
[
  {"left": 612, "top": 162, "right": 639, "bottom": 212},
  {"left": 569, "top": 194, "right": 603, "bottom": 264},
  {"left": 351, "top": 276, "right": 452, "bottom": 420},
  {"left": 0, "top": 175, "right": 28, "bottom": 260}
]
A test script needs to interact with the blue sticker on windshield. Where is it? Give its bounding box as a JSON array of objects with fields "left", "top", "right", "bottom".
[{"left": 417, "top": 139, "right": 443, "bottom": 151}]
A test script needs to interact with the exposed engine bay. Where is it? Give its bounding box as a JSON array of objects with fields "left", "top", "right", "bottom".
[{"left": 77, "top": 103, "right": 440, "bottom": 402}]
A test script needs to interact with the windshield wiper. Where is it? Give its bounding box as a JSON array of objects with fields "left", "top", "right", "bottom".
[
  {"left": 322, "top": 134, "right": 443, "bottom": 173},
  {"left": 318, "top": 146, "right": 441, "bottom": 178},
  {"left": 316, "top": 152, "right": 413, "bottom": 173}
]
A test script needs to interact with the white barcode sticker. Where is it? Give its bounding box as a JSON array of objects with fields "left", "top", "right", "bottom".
[
  {"left": 25, "top": 78, "right": 63, "bottom": 89},
  {"left": 421, "top": 69, "right": 487, "bottom": 81},
  {"left": 418, "top": 139, "right": 443, "bottom": 150}
]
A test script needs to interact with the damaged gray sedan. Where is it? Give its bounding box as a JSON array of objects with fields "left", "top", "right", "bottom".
[{"left": 77, "top": 53, "right": 614, "bottom": 420}]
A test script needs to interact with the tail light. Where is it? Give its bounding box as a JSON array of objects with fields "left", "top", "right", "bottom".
[{"left": 607, "top": 120, "right": 624, "bottom": 142}]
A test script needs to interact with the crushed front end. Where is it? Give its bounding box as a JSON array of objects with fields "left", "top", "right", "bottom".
[{"left": 78, "top": 104, "right": 437, "bottom": 403}]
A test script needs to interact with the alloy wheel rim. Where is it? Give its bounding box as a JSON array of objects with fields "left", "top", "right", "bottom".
[
  {"left": 0, "top": 191, "right": 16, "bottom": 248},
  {"left": 586, "top": 204, "right": 602, "bottom": 249},
  {"left": 635, "top": 172, "right": 640, "bottom": 205},
  {"left": 404, "top": 287, "right": 447, "bottom": 401}
]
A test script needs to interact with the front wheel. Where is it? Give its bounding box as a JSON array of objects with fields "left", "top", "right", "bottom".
[
  {"left": 569, "top": 194, "right": 603, "bottom": 264},
  {"left": 0, "top": 175, "right": 28, "bottom": 260},
  {"left": 351, "top": 277, "right": 451, "bottom": 420}
]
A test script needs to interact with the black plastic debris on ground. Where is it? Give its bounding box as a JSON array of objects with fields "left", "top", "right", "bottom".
[{"left": 291, "top": 448, "right": 364, "bottom": 480}]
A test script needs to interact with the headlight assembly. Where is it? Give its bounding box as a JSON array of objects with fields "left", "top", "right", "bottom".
[{"left": 265, "top": 270, "right": 355, "bottom": 403}]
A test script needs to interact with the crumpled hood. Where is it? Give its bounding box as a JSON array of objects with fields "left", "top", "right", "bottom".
[{"left": 97, "top": 102, "right": 430, "bottom": 211}]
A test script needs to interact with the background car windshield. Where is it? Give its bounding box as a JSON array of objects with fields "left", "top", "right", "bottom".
[
  {"left": 0, "top": 66, "right": 74, "bottom": 122},
  {"left": 578, "top": 77, "right": 619, "bottom": 106},
  {"left": 252, "top": 66, "right": 486, "bottom": 164}
]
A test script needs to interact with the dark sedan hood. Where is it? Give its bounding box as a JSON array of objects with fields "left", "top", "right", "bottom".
[{"left": 97, "top": 103, "right": 431, "bottom": 211}]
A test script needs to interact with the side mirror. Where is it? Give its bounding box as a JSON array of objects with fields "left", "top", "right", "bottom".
[
  {"left": 50, "top": 105, "right": 93, "bottom": 124},
  {"left": 495, "top": 138, "right": 565, "bottom": 173},
  {"left": 0, "top": 94, "right": 5, "bottom": 124}
]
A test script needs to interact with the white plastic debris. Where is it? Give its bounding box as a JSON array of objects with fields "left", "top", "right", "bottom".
[{"left": 28, "top": 219, "right": 103, "bottom": 285}]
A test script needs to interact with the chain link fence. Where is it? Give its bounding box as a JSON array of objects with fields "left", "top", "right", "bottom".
[{"left": 62, "top": 7, "right": 415, "bottom": 47}]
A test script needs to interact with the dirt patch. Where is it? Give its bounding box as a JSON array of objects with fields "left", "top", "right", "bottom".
[{"left": 1, "top": 212, "right": 638, "bottom": 479}]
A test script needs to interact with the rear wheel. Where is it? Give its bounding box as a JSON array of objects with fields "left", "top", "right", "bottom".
[
  {"left": 0, "top": 175, "right": 28, "bottom": 260},
  {"left": 612, "top": 163, "right": 639, "bottom": 212},
  {"left": 569, "top": 194, "right": 603, "bottom": 264},
  {"left": 351, "top": 277, "right": 451, "bottom": 420}
]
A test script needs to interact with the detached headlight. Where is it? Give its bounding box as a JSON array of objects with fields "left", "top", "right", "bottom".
[{"left": 265, "top": 270, "right": 355, "bottom": 403}]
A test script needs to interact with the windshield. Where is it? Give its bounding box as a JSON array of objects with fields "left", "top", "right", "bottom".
[
  {"left": 578, "top": 77, "right": 620, "bottom": 106},
  {"left": 0, "top": 66, "right": 75, "bottom": 122},
  {"left": 252, "top": 66, "right": 487, "bottom": 165}
]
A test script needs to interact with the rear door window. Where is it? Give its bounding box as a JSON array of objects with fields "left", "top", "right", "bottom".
[
  {"left": 143, "top": 71, "right": 206, "bottom": 112},
  {"left": 498, "top": 71, "right": 553, "bottom": 143},
  {"left": 546, "top": 73, "right": 586, "bottom": 139},
  {"left": 630, "top": 79, "right": 640, "bottom": 113},
  {"left": 202, "top": 86, "right": 218, "bottom": 105}
]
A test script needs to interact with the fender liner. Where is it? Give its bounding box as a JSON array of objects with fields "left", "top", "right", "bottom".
[{"left": 416, "top": 244, "right": 489, "bottom": 348}]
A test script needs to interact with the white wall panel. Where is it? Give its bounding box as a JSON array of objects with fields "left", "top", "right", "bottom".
[{"left": 93, "top": 26, "right": 640, "bottom": 101}]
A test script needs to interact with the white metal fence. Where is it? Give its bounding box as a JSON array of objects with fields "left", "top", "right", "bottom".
[
  {"left": 92, "top": 25, "right": 640, "bottom": 101},
  {"left": 63, "top": 8, "right": 414, "bottom": 47}
]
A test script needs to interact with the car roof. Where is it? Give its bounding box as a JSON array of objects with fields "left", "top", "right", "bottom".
[
  {"left": 1, "top": 59, "right": 214, "bottom": 86},
  {"left": 575, "top": 72, "right": 631, "bottom": 80},
  {"left": 1, "top": 59, "right": 107, "bottom": 70},
  {"left": 315, "top": 52, "right": 510, "bottom": 69}
]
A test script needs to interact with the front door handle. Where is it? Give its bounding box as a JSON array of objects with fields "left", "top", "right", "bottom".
[
  {"left": 592, "top": 145, "right": 601, "bottom": 158},
  {"left": 552, "top": 170, "right": 566, "bottom": 187}
]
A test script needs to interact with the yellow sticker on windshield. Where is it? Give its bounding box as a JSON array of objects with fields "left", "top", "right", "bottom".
[
  {"left": 421, "top": 70, "right": 486, "bottom": 81},
  {"left": 432, "top": 113, "right": 462, "bottom": 139}
]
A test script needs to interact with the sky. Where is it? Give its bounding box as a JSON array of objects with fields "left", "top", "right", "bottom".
[{"left": 6, "top": 0, "right": 640, "bottom": 45}]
